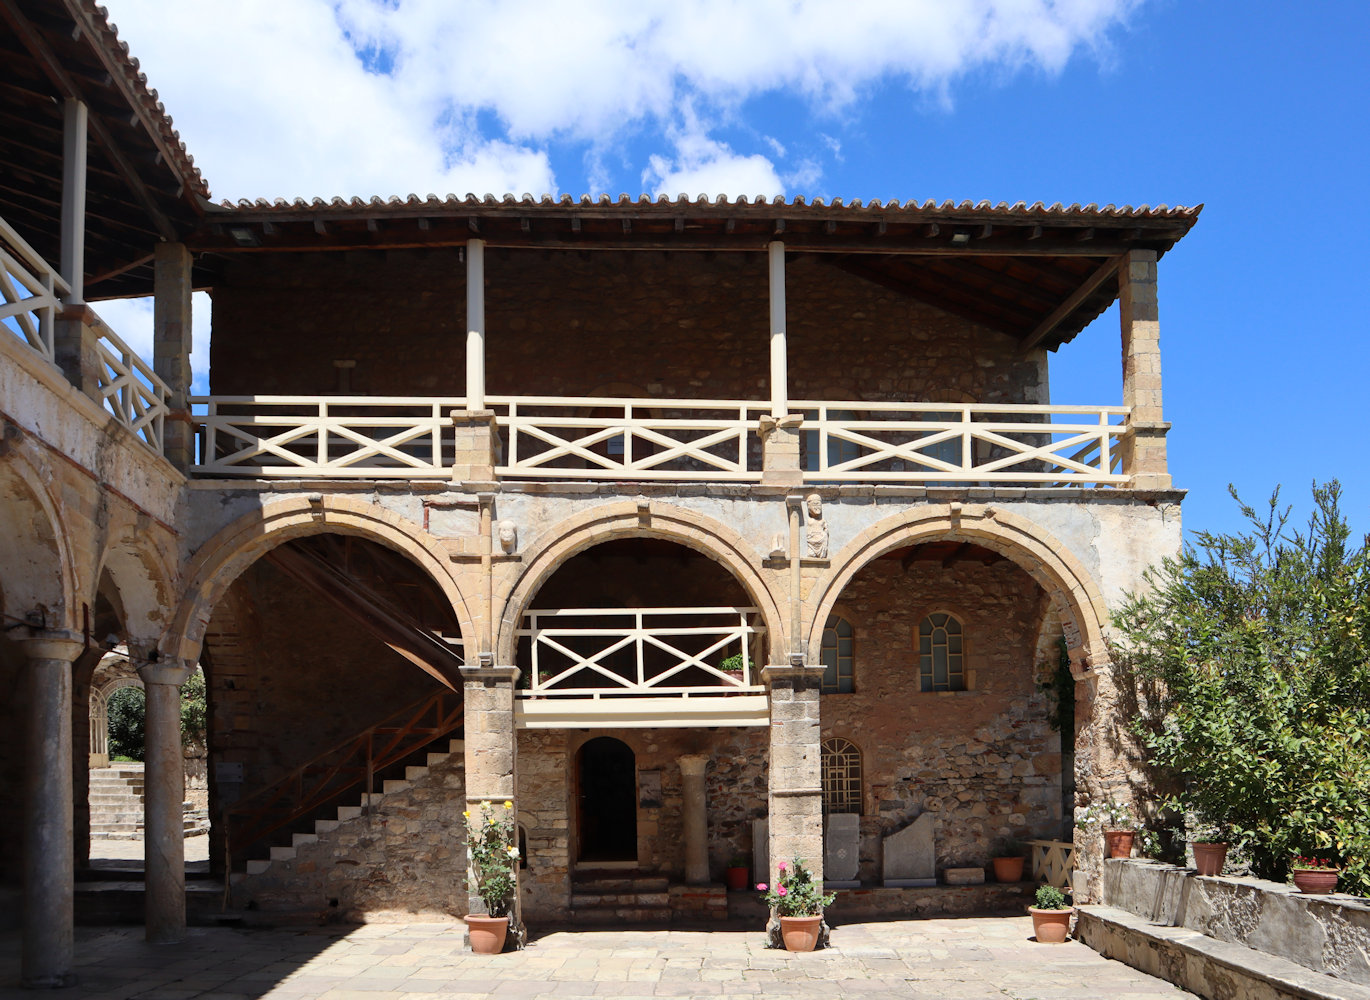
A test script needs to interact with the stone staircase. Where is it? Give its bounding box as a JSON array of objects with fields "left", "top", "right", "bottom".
[
  {"left": 571, "top": 872, "right": 674, "bottom": 924},
  {"left": 89, "top": 764, "right": 210, "bottom": 839},
  {"left": 89, "top": 765, "right": 145, "bottom": 839}
]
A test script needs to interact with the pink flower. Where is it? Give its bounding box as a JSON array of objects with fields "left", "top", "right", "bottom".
[
  {"left": 756, "top": 883, "right": 768, "bottom": 891},
  {"left": 778, "top": 886, "right": 788, "bottom": 896},
  {"left": 778, "top": 862, "right": 787, "bottom": 872}
]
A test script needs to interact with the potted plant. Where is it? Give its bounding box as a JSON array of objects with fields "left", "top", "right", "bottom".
[
  {"left": 991, "top": 838, "right": 1025, "bottom": 883},
  {"left": 1290, "top": 855, "right": 1340, "bottom": 895},
  {"left": 1189, "top": 817, "right": 1231, "bottom": 877},
  {"left": 719, "top": 652, "right": 745, "bottom": 683},
  {"left": 757, "top": 858, "right": 835, "bottom": 952},
  {"left": 1077, "top": 799, "right": 1136, "bottom": 858},
  {"left": 1028, "top": 884, "right": 1073, "bottom": 943},
  {"left": 725, "top": 853, "right": 750, "bottom": 891},
  {"left": 463, "top": 800, "right": 519, "bottom": 953}
]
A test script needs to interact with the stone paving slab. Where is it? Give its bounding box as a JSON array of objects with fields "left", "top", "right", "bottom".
[{"left": 0, "top": 917, "right": 1194, "bottom": 999}]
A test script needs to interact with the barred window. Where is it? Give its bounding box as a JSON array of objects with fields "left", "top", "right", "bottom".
[
  {"left": 820, "top": 615, "right": 854, "bottom": 694},
  {"left": 918, "top": 613, "right": 965, "bottom": 691},
  {"left": 821, "top": 737, "right": 862, "bottom": 814}
]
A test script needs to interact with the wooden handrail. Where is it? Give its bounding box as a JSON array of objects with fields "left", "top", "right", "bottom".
[{"left": 225, "top": 688, "right": 463, "bottom": 869}]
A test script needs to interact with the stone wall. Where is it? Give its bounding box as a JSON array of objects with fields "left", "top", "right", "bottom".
[
  {"left": 235, "top": 748, "right": 467, "bottom": 920},
  {"left": 210, "top": 249, "right": 1048, "bottom": 405},
  {"left": 821, "top": 552, "right": 1064, "bottom": 882}
]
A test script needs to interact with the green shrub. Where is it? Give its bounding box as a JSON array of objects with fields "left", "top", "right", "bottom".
[
  {"left": 106, "top": 686, "right": 145, "bottom": 761},
  {"left": 1114, "top": 482, "right": 1370, "bottom": 895},
  {"left": 1034, "top": 884, "right": 1068, "bottom": 909}
]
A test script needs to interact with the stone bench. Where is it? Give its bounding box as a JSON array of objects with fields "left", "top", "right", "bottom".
[{"left": 1075, "top": 858, "right": 1370, "bottom": 1000}]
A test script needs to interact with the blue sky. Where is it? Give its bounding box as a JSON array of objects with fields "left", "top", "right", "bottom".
[{"left": 97, "top": 0, "right": 1369, "bottom": 540}]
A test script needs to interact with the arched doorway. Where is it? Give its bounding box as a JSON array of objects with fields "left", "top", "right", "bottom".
[{"left": 577, "top": 737, "right": 637, "bottom": 863}]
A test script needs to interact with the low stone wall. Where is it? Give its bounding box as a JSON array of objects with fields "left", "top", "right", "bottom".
[{"left": 1076, "top": 858, "right": 1370, "bottom": 1000}]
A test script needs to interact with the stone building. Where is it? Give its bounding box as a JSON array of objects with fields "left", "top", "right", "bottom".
[{"left": 0, "top": 0, "right": 1196, "bottom": 985}]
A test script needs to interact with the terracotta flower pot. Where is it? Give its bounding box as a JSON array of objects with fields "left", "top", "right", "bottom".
[
  {"left": 779, "top": 914, "right": 823, "bottom": 952},
  {"left": 1029, "top": 906, "right": 1072, "bottom": 944},
  {"left": 992, "top": 856, "right": 1025, "bottom": 883},
  {"left": 1192, "top": 842, "right": 1228, "bottom": 877},
  {"left": 725, "top": 866, "right": 750, "bottom": 891},
  {"left": 1291, "top": 868, "right": 1339, "bottom": 895},
  {"left": 464, "top": 914, "right": 509, "bottom": 954},
  {"left": 1104, "top": 829, "right": 1135, "bottom": 859}
]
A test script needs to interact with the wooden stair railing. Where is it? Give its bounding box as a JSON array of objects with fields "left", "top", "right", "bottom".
[{"left": 225, "top": 688, "right": 464, "bottom": 870}]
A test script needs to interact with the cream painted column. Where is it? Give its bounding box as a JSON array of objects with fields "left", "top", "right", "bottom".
[
  {"left": 768, "top": 241, "right": 787, "bottom": 418},
  {"left": 453, "top": 238, "right": 499, "bottom": 483},
  {"left": 138, "top": 659, "right": 192, "bottom": 944},
  {"left": 678, "top": 755, "right": 710, "bottom": 884},
  {"left": 460, "top": 665, "right": 523, "bottom": 946},
  {"left": 153, "top": 243, "right": 194, "bottom": 470},
  {"left": 1119, "top": 249, "right": 1171, "bottom": 489},
  {"left": 59, "top": 99, "right": 87, "bottom": 305},
  {"left": 20, "top": 632, "right": 83, "bottom": 989}
]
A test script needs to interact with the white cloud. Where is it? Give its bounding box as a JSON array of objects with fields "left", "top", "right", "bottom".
[
  {"left": 105, "top": 0, "right": 1138, "bottom": 203},
  {"left": 92, "top": 293, "right": 213, "bottom": 393}
]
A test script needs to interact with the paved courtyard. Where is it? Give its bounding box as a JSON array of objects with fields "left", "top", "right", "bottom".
[{"left": 0, "top": 915, "right": 1192, "bottom": 1000}]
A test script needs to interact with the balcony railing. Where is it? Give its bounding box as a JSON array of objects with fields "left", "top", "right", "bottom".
[
  {"left": 190, "top": 394, "right": 1131, "bottom": 486},
  {"left": 517, "top": 606, "right": 763, "bottom": 698},
  {"left": 1, "top": 216, "right": 67, "bottom": 363},
  {"left": 90, "top": 312, "right": 170, "bottom": 452}
]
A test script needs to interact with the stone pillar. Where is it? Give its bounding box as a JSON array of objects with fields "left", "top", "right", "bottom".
[
  {"left": 53, "top": 307, "right": 99, "bottom": 397},
  {"left": 762, "top": 663, "right": 825, "bottom": 883},
  {"left": 1119, "top": 249, "right": 1171, "bottom": 489},
  {"left": 138, "top": 660, "right": 192, "bottom": 944},
  {"left": 154, "top": 242, "right": 194, "bottom": 470},
  {"left": 678, "top": 755, "right": 710, "bottom": 884},
  {"left": 759, "top": 414, "right": 803, "bottom": 486},
  {"left": 460, "top": 665, "right": 523, "bottom": 946},
  {"left": 450, "top": 410, "right": 499, "bottom": 484},
  {"left": 20, "top": 632, "right": 83, "bottom": 989}
]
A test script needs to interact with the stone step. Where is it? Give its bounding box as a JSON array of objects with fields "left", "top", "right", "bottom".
[
  {"left": 426, "top": 752, "right": 450, "bottom": 767},
  {"left": 405, "top": 766, "right": 428, "bottom": 782},
  {"left": 572, "top": 891, "right": 670, "bottom": 908},
  {"left": 291, "top": 833, "right": 317, "bottom": 849},
  {"left": 573, "top": 875, "right": 670, "bottom": 893},
  {"left": 314, "top": 819, "right": 339, "bottom": 834},
  {"left": 570, "top": 905, "right": 674, "bottom": 924},
  {"left": 245, "top": 859, "right": 271, "bottom": 875},
  {"left": 381, "top": 779, "right": 409, "bottom": 794},
  {"left": 337, "top": 805, "right": 363, "bottom": 821},
  {"left": 448, "top": 739, "right": 464, "bottom": 754},
  {"left": 269, "top": 846, "right": 296, "bottom": 862}
]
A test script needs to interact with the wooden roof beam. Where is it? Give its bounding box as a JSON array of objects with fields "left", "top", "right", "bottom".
[{"left": 1019, "top": 255, "right": 1122, "bottom": 353}]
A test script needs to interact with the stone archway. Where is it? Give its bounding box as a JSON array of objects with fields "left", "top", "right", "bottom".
[
  {"left": 806, "top": 503, "right": 1110, "bottom": 674},
  {"left": 495, "top": 500, "right": 784, "bottom": 667},
  {"left": 88, "top": 654, "right": 142, "bottom": 766},
  {"left": 168, "top": 494, "right": 478, "bottom": 663}
]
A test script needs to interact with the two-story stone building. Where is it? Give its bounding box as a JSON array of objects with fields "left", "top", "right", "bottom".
[{"left": 0, "top": 0, "right": 1196, "bottom": 985}]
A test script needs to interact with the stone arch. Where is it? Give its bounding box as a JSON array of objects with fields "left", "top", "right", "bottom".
[
  {"left": 806, "top": 504, "right": 1109, "bottom": 674},
  {"left": 494, "top": 501, "right": 784, "bottom": 666},
  {"left": 88, "top": 654, "right": 143, "bottom": 763},
  {"left": 94, "top": 533, "right": 176, "bottom": 648},
  {"left": 167, "top": 494, "right": 477, "bottom": 663},
  {"left": 0, "top": 442, "right": 77, "bottom": 630}
]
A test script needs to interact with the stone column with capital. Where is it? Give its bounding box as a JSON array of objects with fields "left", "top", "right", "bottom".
[
  {"left": 20, "top": 632, "right": 83, "bottom": 989},
  {"left": 678, "top": 755, "right": 710, "bottom": 884},
  {"left": 138, "top": 658, "right": 192, "bottom": 944},
  {"left": 762, "top": 660, "right": 826, "bottom": 945},
  {"left": 460, "top": 665, "right": 523, "bottom": 948}
]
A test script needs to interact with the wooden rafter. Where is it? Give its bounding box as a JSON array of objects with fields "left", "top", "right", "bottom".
[{"left": 1019, "top": 255, "right": 1122, "bottom": 353}]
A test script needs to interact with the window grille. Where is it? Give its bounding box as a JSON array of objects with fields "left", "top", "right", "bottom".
[
  {"left": 821, "top": 737, "right": 862, "bottom": 814},
  {"left": 918, "top": 613, "right": 965, "bottom": 691},
  {"left": 820, "top": 615, "right": 854, "bottom": 694}
]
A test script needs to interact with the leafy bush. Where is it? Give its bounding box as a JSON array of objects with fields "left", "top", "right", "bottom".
[
  {"left": 180, "top": 667, "right": 207, "bottom": 748},
  {"left": 106, "top": 686, "right": 145, "bottom": 761},
  {"left": 1034, "top": 884, "right": 1069, "bottom": 910},
  {"left": 1113, "top": 483, "right": 1370, "bottom": 895},
  {"left": 464, "top": 801, "right": 519, "bottom": 917},
  {"left": 757, "top": 858, "right": 834, "bottom": 917}
]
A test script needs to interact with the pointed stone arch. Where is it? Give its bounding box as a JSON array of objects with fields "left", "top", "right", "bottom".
[
  {"left": 167, "top": 494, "right": 477, "bottom": 663},
  {"left": 0, "top": 442, "right": 76, "bottom": 630},
  {"left": 806, "top": 503, "right": 1110, "bottom": 675},
  {"left": 494, "top": 500, "right": 784, "bottom": 666}
]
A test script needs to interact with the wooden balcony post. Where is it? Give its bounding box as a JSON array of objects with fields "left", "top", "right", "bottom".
[
  {"left": 59, "top": 98, "right": 86, "bottom": 305},
  {"left": 761, "top": 241, "right": 803, "bottom": 483},
  {"left": 154, "top": 243, "right": 194, "bottom": 469},
  {"left": 1119, "top": 250, "right": 1171, "bottom": 489},
  {"left": 466, "top": 238, "right": 485, "bottom": 411},
  {"left": 768, "top": 241, "right": 788, "bottom": 418}
]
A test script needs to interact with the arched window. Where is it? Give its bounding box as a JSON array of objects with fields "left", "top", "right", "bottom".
[
  {"left": 820, "top": 615, "right": 854, "bottom": 694},
  {"left": 821, "top": 737, "right": 862, "bottom": 814},
  {"left": 918, "top": 613, "right": 965, "bottom": 691}
]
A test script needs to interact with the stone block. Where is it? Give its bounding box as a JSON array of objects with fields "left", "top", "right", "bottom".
[
  {"left": 824, "top": 813, "right": 860, "bottom": 887},
  {"left": 944, "top": 867, "right": 986, "bottom": 885},
  {"left": 883, "top": 812, "right": 936, "bottom": 887}
]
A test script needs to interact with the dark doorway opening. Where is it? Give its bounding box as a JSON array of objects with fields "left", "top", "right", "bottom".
[{"left": 577, "top": 737, "right": 637, "bottom": 863}]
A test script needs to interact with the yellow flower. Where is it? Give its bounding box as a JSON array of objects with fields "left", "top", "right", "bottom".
[
  {"left": 503, "top": 800, "right": 513, "bottom": 809},
  {"left": 488, "top": 816, "right": 498, "bottom": 825},
  {"left": 462, "top": 811, "right": 470, "bottom": 818}
]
